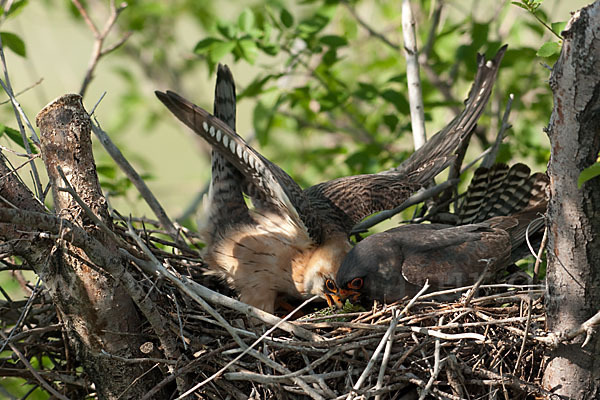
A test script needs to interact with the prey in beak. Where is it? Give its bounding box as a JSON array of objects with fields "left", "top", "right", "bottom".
[{"left": 324, "top": 278, "right": 361, "bottom": 309}]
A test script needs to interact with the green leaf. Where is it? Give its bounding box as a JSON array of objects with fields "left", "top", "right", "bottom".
[
  {"left": 0, "top": 32, "right": 26, "bottom": 57},
  {"left": 238, "top": 74, "right": 275, "bottom": 99},
  {"left": 551, "top": 21, "right": 567, "bottom": 36},
  {"left": 194, "top": 37, "right": 222, "bottom": 54},
  {"left": 536, "top": 41, "right": 560, "bottom": 57},
  {"left": 383, "top": 114, "right": 399, "bottom": 132},
  {"left": 217, "top": 21, "right": 237, "bottom": 39},
  {"left": 578, "top": 162, "right": 600, "bottom": 188},
  {"left": 280, "top": 8, "right": 294, "bottom": 28},
  {"left": 381, "top": 89, "right": 409, "bottom": 114},
  {"left": 97, "top": 164, "right": 117, "bottom": 179},
  {"left": 238, "top": 39, "right": 258, "bottom": 64},
  {"left": 354, "top": 82, "right": 379, "bottom": 100},
  {"left": 5, "top": 0, "right": 28, "bottom": 19},
  {"left": 322, "top": 48, "right": 338, "bottom": 65},
  {"left": 238, "top": 8, "right": 255, "bottom": 32},
  {"left": 0, "top": 124, "right": 37, "bottom": 152},
  {"left": 319, "top": 35, "right": 347, "bottom": 48},
  {"left": 210, "top": 41, "right": 236, "bottom": 63},
  {"left": 511, "top": 2, "right": 529, "bottom": 11}
]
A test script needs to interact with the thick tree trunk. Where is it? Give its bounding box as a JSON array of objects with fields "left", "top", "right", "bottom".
[
  {"left": 0, "top": 94, "right": 165, "bottom": 399},
  {"left": 543, "top": 2, "right": 600, "bottom": 398}
]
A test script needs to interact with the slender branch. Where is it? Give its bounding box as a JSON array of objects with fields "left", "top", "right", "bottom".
[
  {"left": 0, "top": 39, "right": 43, "bottom": 199},
  {"left": 513, "top": 297, "right": 533, "bottom": 373},
  {"left": 347, "top": 309, "right": 399, "bottom": 399},
  {"left": 418, "top": 316, "right": 445, "bottom": 400},
  {"left": 0, "top": 78, "right": 44, "bottom": 105},
  {"left": 538, "top": 309, "right": 600, "bottom": 348},
  {"left": 72, "top": 0, "right": 131, "bottom": 96},
  {"left": 179, "top": 296, "right": 322, "bottom": 399},
  {"left": 90, "top": 118, "right": 182, "bottom": 244},
  {"left": 56, "top": 165, "right": 133, "bottom": 251},
  {"left": 533, "top": 226, "right": 548, "bottom": 282},
  {"left": 463, "top": 258, "right": 493, "bottom": 307},
  {"left": 402, "top": 0, "right": 427, "bottom": 150},
  {"left": 481, "top": 94, "right": 514, "bottom": 168},
  {"left": 399, "top": 280, "right": 430, "bottom": 318},
  {"left": 342, "top": 1, "right": 400, "bottom": 51},
  {"left": 374, "top": 310, "right": 398, "bottom": 400},
  {"left": 420, "top": 0, "right": 444, "bottom": 60}
]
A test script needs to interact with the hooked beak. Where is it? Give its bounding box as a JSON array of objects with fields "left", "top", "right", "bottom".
[
  {"left": 325, "top": 293, "right": 344, "bottom": 309},
  {"left": 325, "top": 289, "right": 361, "bottom": 309}
]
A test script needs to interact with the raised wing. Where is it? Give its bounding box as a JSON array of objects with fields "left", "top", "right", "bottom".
[
  {"left": 307, "top": 46, "right": 507, "bottom": 234},
  {"left": 155, "top": 89, "right": 324, "bottom": 243},
  {"left": 391, "top": 45, "right": 507, "bottom": 177},
  {"left": 305, "top": 173, "right": 423, "bottom": 234}
]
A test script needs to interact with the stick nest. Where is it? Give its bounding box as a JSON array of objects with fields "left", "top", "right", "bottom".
[{"left": 2, "top": 218, "right": 554, "bottom": 400}]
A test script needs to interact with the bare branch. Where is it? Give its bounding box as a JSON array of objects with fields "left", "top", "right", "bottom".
[
  {"left": 481, "top": 94, "right": 514, "bottom": 168},
  {"left": 402, "top": 0, "right": 427, "bottom": 150},
  {"left": 72, "top": 0, "right": 131, "bottom": 96},
  {"left": 90, "top": 118, "right": 183, "bottom": 246}
]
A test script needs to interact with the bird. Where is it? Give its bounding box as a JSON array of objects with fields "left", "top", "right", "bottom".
[
  {"left": 327, "top": 163, "right": 548, "bottom": 306},
  {"left": 155, "top": 45, "right": 506, "bottom": 313}
]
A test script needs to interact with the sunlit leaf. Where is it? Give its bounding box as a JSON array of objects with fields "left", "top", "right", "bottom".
[
  {"left": 210, "top": 41, "right": 236, "bottom": 63},
  {"left": 238, "top": 39, "right": 258, "bottom": 64},
  {"left": 536, "top": 41, "right": 560, "bottom": 57},
  {"left": 238, "top": 8, "right": 255, "bottom": 32},
  {"left": 578, "top": 163, "right": 600, "bottom": 188},
  {"left": 551, "top": 21, "right": 567, "bottom": 37},
  {"left": 0, "top": 32, "right": 26, "bottom": 57}
]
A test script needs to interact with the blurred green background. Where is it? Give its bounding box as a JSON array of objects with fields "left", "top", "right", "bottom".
[{"left": 0, "top": 0, "right": 591, "bottom": 397}]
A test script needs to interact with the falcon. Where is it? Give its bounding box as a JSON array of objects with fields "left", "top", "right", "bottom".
[
  {"left": 327, "top": 163, "right": 548, "bottom": 306},
  {"left": 156, "top": 46, "right": 506, "bottom": 313}
]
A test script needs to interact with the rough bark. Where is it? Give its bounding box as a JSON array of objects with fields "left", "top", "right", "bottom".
[
  {"left": 1, "top": 94, "right": 165, "bottom": 399},
  {"left": 543, "top": 2, "right": 600, "bottom": 398}
]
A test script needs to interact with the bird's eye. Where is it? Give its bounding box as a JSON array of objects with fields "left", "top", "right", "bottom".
[
  {"left": 348, "top": 277, "right": 364, "bottom": 290},
  {"left": 325, "top": 279, "right": 338, "bottom": 293}
]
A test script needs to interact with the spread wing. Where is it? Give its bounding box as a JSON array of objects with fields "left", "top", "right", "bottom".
[
  {"left": 304, "top": 174, "right": 423, "bottom": 234},
  {"left": 390, "top": 45, "right": 507, "bottom": 177},
  {"left": 155, "top": 89, "right": 325, "bottom": 243},
  {"left": 306, "top": 46, "right": 507, "bottom": 235}
]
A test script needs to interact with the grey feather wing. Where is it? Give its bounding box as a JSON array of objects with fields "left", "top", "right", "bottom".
[
  {"left": 304, "top": 174, "right": 422, "bottom": 234},
  {"left": 388, "top": 223, "right": 512, "bottom": 288}
]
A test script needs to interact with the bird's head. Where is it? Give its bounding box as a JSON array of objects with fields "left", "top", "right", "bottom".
[
  {"left": 301, "top": 233, "right": 352, "bottom": 306},
  {"left": 329, "top": 232, "right": 408, "bottom": 307}
]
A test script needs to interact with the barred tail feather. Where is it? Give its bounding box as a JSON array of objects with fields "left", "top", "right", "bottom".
[{"left": 458, "top": 163, "right": 549, "bottom": 225}]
